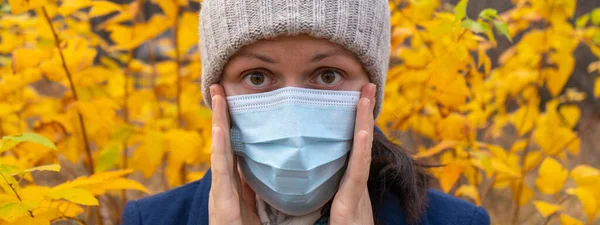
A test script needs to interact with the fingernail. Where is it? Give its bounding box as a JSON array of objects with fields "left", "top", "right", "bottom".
[
  {"left": 209, "top": 85, "right": 216, "bottom": 96},
  {"left": 359, "top": 129, "right": 369, "bottom": 137},
  {"left": 362, "top": 97, "right": 370, "bottom": 106}
]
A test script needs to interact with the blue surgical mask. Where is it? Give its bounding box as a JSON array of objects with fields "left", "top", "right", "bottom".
[{"left": 227, "top": 87, "right": 360, "bottom": 216}]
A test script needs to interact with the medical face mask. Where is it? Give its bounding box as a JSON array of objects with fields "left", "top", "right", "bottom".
[{"left": 227, "top": 87, "right": 360, "bottom": 216}]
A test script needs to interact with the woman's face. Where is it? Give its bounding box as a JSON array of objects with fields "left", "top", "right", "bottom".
[{"left": 220, "top": 35, "right": 369, "bottom": 95}]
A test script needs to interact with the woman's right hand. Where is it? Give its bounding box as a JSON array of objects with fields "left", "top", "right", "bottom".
[{"left": 208, "top": 84, "right": 261, "bottom": 225}]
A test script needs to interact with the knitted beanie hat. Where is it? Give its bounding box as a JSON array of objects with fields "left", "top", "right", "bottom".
[{"left": 199, "top": 0, "right": 391, "bottom": 117}]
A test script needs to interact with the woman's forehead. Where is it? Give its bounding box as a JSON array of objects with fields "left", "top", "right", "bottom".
[{"left": 232, "top": 35, "right": 356, "bottom": 62}]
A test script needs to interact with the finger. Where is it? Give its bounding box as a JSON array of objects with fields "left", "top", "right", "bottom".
[
  {"left": 362, "top": 83, "right": 376, "bottom": 110},
  {"left": 210, "top": 84, "right": 231, "bottom": 130},
  {"left": 338, "top": 130, "right": 371, "bottom": 206},
  {"left": 364, "top": 83, "right": 376, "bottom": 150},
  {"left": 353, "top": 96, "right": 372, "bottom": 137},
  {"left": 210, "top": 127, "right": 234, "bottom": 202},
  {"left": 211, "top": 93, "right": 235, "bottom": 177}
]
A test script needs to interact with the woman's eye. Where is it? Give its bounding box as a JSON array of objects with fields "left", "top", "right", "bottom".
[
  {"left": 315, "top": 70, "right": 342, "bottom": 85},
  {"left": 242, "top": 71, "right": 271, "bottom": 88}
]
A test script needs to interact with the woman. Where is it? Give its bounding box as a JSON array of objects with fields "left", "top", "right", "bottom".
[{"left": 122, "top": 0, "right": 490, "bottom": 225}]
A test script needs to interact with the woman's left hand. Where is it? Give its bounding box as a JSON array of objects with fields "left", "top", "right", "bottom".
[{"left": 329, "top": 83, "right": 376, "bottom": 225}]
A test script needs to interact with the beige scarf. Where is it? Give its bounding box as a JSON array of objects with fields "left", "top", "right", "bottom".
[{"left": 255, "top": 195, "right": 322, "bottom": 225}]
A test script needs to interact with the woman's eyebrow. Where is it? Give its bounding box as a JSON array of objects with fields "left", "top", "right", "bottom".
[
  {"left": 310, "top": 49, "right": 349, "bottom": 63},
  {"left": 232, "top": 51, "right": 278, "bottom": 64}
]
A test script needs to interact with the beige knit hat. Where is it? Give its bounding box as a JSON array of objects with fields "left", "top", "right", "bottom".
[{"left": 199, "top": 0, "right": 391, "bottom": 117}]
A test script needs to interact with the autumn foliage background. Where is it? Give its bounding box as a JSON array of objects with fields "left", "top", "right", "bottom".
[{"left": 0, "top": 0, "right": 599, "bottom": 224}]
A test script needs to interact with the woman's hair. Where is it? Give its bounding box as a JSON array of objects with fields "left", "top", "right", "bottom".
[
  {"left": 368, "top": 132, "right": 430, "bottom": 224},
  {"left": 320, "top": 131, "right": 430, "bottom": 224}
]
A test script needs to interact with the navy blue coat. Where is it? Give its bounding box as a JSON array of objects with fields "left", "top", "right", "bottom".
[{"left": 122, "top": 170, "right": 490, "bottom": 225}]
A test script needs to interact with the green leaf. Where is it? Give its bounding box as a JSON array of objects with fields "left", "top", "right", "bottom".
[
  {"left": 479, "top": 8, "right": 498, "bottom": 21},
  {"left": 455, "top": 0, "right": 469, "bottom": 20},
  {"left": 594, "top": 32, "right": 600, "bottom": 45},
  {"left": 494, "top": 21, "right": 512, "bottom": 42},
  {"left": 461, "top": 19, "right": 485, "bottom": 33},
  {"left": 0, "top": 165, "right": 21, "bottom": 175},
  {"left": 0, "top": 168, "right": 20, "bottom": 197},
  {"left": 576, "top": 14, "right": 590, "bottom": 28},
  {"left": 591, "top": 8, "right": 600, "bottom": 25},
  {"left": 0, "top": 202, "right": 30, "bottom": 222},
  {"left": 0, "top": 133, "right": 56, "bottom": 153},
  {"left": 95, "top": 143, "right": 120, "bottom": 173},
  {"left": 481, "top": 22, "right": 496, "bottom": 44},
  {"left": 111, "top": 125, "right": 135, "bottom": 143},
  {"left": 19, "top": 164, "right": 61, "bottom": 175}
]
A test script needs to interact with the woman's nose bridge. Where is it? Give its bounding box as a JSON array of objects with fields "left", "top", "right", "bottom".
[
  {"left": 280, "top": 66, "right": 308, "bottom": 88},
  {"left": 283, "top": 76, "right": 303, "bottom": 87}
]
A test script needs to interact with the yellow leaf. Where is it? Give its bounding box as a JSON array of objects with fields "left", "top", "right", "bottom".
[
  {"left": 438, "top": 162, "right": 464, "bottom": 193},
  {"left": 11, "top": 48, "right": 49, "bottom": 73},
  {"left": 546, "top": 54, "right": 575, "bottom": 96},
  {"left": 432, "top": 75, "right": 470, "bottom": 108},
  {"left": 533, "top": 200, "right": 561, "bottom": 217},
  {"left": 566, "top": 187, "right": 597, "bottom": 222},
  {"left": 533, "top": 125, "right": 579, "bottom": 156},
  {"left": 165, "top": 129, "right": 203, "bottom": 165},
  {"left": 95, "top": 178, "right": 150, "bottom": 194},
  {"left": 7, "top": 0, "right": 47, "bottom": 14},
  {"left": 47, "top": 188, "right": 99, "bottom": 206},
  {"left": 509, "top": 139, "right": 528, "bottom": 153},
  {"left": 477, "top": 46, "right": 492, "bottom": 75},
  {"left": 177, "top": 12, "right": 199, "bottom": 54},
  {"left": 414, "top": 140, "right": 457, "bottom": 159},
  {"left": 187, "top": 171, "right": 207, "bottom": 182},
  {"left": 570, "top": 165, "right": 600, "bottom": 187},
  {"left": 5, "top": 215, "right": 48, "bottom": 225},
  {"left": 56, "top": 201, "right": 84, "bottom": 217},
  {"left": 491, "top": 158, "right": 521, "bottom": 178},
  {"left": 470, "top": 151, "right": 493, "bottom": 176},
  {"left": 509, "top": 104, "right": 539, "bottom": 135},
  {"left": 19, "top": 186, "right": 50, "bottom": 209},
  {"left": 89, "top": 1, "right": 123, "bottom": 18},
  {"left": 560, "top": 214, "right": 584, "bottom": 225},
  {"left": 73, "top": 66, "right": 113, "bottom": 87},
  {"left": 132, "top": 130, "right": 165, "bottom": 178},
  {"left": 57, "top": 0, "right": 92, "bottom": 16},
  {"left": 87, "top": 169, "right": 134, "bottom": 183},
  {"left": 535, "top": 157, "right": 568, "bottom": 195},
  {"left": 437, "top": 113, "right": 471, "bottom": 141},
  {"left": 523, "top": 150, "right": 543, "bottom": 173},
  {"left": 558, "top": 105, "right": 580, "bottom": 129},
  {"left": 511, "top": 183, "right": 534, "bottom": 206},
  {"left": 455, "top": 185, "right": 481, "bottom": 205},
  {"left": 52, "top": 169, "right": 135, "bottom": 191},
  {"left": 20, "top": 164, "right": 61, "bottom": 174},
  {"left": 107, "top": 15, "right": 173, "bottom": 50}
]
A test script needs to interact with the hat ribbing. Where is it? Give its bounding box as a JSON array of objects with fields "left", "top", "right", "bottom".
[{"left": 199, "top": 0, "right": 391, "bottom": 117}]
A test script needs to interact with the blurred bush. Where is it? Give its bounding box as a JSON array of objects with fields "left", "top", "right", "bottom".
[{"left": 0, "top": 0, "right": 599, "bottom": 224}]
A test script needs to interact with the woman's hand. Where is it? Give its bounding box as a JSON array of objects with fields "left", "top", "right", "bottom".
[
  {"left": 329, "top": 83, "right": 376, "bottom": 225},
  {"left": 208, "top": 84, "right": 261, "bottom": 225}
]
